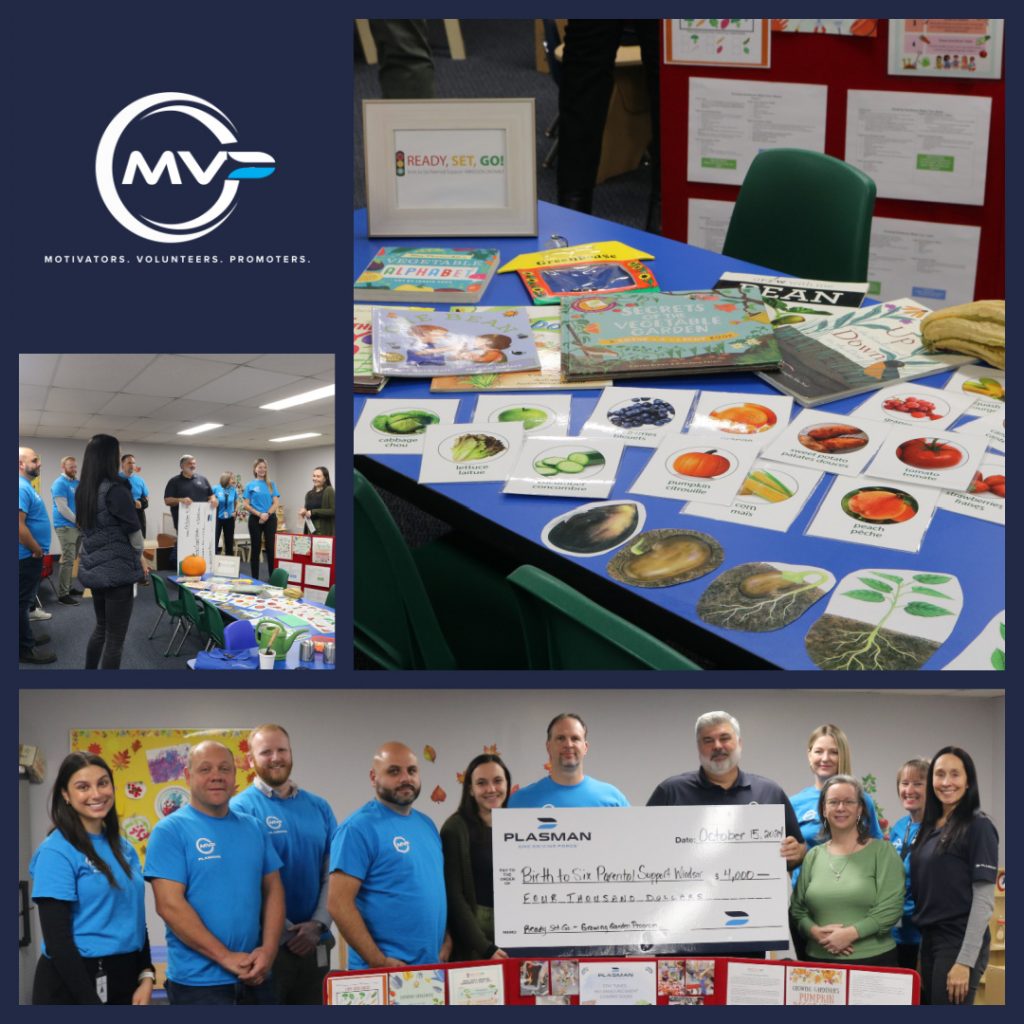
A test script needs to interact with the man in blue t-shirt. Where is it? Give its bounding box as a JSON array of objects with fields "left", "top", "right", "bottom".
[
  {"left": 19, "top": 447, "right": 56, "bottom": 665},
  {"left": 231, "top": 724, "right": 337, "bottom": 1004},
  {"left": 507, "top": 713, "right": 629, "bottom": 808},
  {"left": 328, "top": 742, "right": 449, "bottom": 970},
  {"left": 50, "top": 455, "right": 84, "bottom": 604},
  {"left": 145, "top": 740, "right": 285, "bottom": 1005}
]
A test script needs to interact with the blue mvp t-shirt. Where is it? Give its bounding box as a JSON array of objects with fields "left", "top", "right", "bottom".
[{"left": 507, "top": 775, "right": 629, "bottom": 808}]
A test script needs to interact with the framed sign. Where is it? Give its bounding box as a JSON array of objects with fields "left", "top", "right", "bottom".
[{"left": 364, "top": 99, "right": 537, "bottom": 237}]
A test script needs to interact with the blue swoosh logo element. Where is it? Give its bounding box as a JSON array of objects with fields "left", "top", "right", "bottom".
[{"left": 228, "top": 167, "right": 275, "bottom": 179}]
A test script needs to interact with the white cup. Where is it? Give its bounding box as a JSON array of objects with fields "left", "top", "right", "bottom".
[{"left": 259, "top": 650, "right": 276, "bottom": 670}]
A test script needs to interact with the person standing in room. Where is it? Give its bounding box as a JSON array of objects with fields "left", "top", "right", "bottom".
[
  {"left": 889, "top": 758, "right": 930, "bottom": 971},
  {"left": 328, "top": 742, "right": 450, "bottom": 969},
  {"left": 145, "top": 740, "right": 285, "bottom": 1005},
  {"left": 440, "top": 753, "right": 512, "bottom": 962},
  {"left": 51, "top": 455, "right": 84, "bottom": 605},
  {"left": 212, "top": 472, "right": 238, "bottom": 557},
  {"left": 367, "top": 20, "right": 435, "bottom": 98},
  {"left": 76, "top": 434, "right": 147, "bottom": 669},
  {"left": 911, "top": 746, "right": 999, "bottom": 1005},
  {"left": 231, "top": 724, "right": 337, "bottom": 1004},
  {"left": 119, "top": 453, "right": 150, "bottom": 546},
  {"left": 30, "top": 752, "right": 155, "bottom": 1004},
  {"left": 508, "top": 713, "right": 628, "bottom": 808},
  {"left": 19, "top": 447, "right": 57, "bottom": 664},
  {"left": 163, "top": 454, "right": 218, "bottom": 568},
  {"left": 297, "top": 467, "right": 334, "bottom": 537},
  {"left": 241, "top": 458, "right": 280, "bottom": 581}
]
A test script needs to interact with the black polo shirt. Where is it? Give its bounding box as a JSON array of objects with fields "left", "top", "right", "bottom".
[{"left": 163, "top": 472, "right": 213, "bottom": 529}]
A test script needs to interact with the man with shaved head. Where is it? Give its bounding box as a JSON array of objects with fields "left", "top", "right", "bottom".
[
  {"left": 145, "top": 740, "right": 286, "bottom": 1004},
  {"left": 328, "top": 742, "right": 449, "bottom": 969},
  {"left": 19, "top": 447, "right": 56, "bottom": 664}
]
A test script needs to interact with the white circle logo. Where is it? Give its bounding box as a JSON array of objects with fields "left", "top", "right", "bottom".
[
  {"left": 95, "top": 92, "right": 275, "bottom": 243},
  {"left": 393, "top": 835, "right": 411, "bottom": 854},
  {"left": 195, "top": 836, "right": 216, "bottom": 855},
  {"left": 266, "top": 815, "right": 283, "bottom": 831}
]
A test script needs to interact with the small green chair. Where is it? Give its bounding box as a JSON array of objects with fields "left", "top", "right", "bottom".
[
  {"left": 148, "top": 574, "right": 187, "bottom": 656},
  {"left": 507, "top": 565, "right": 702, "bottom": 670},
  {"left": 268, "top": 567, "right": 289, "bottom": 588},
  {"left": 173, "top": 586, "right": 208, "bottom": 656},
  {"left": 202, "top": 601, "right": 227, "bottom": 650},
  {"left": 325, "top": 584, "right": 335, "bottom": 609},
  {"left": 722, "top": 148, "right": 877, "bottom": 281}
]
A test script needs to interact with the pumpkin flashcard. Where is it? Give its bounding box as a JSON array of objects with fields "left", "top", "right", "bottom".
[
  {"left": 944, "top": 365, "right": 1005, "bottom": 417},
  {"left": 698, "top": 562, "right": 836, "bottom": 632},
  {"left": 628, "top": 432, "right": 761, "bottom": 506},
  {"left": 805, "top": 569, "right": 963, "bottom": 671},
  {"left": 606, "top": 528, "right": 724, "bottom": 588},
  {"left": 503, "top": 434, "right": 625, "bottom": 499},
  {"left": 805, "top": 475, "right": 941, "bottom": 552},
  {"left": 852, "top": 383, "right": 976, "bottom": 430},
  {"left": 865, "top": 424, "right": 988, "bottom": 493},
  {"left": 681, "top": 459, "right": 824, "bottom": 532},
  {"left": 942, "top": 610, "right": 1005, "bottom": 671},
  {"left": 760, "top": 408, "right": 891, "bottom": 477},
  {"left": 417, "top": 421, "right": 525, "bottom": 484},
  {"left": 472, "top": 393, "right": 573, "bottom": 437},
  {"left": 937, "top": 453, "right": 1005, "bottom": 525},
  {"left": 579, "top": 386, "right": 697, "bottom": 447},
  {"left": 541, "top": 499, "right": 646, "bottom": 558},
  {"left": 953, "top": 408, "right": 1005, "bottom": 452},
  {"left": 687, "top": 390, "right": 793, "bottom": 445},
  {"left": 354, "top": 398, "right": 460, "bottom": 454}
]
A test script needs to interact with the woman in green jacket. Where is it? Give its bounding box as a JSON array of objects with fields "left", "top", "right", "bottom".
[
  {"left": 440, "top": 754, "right": 512, "bottom": 962},
  {"left": 298, "top": 466, "right": 334, "bottom": 536}
]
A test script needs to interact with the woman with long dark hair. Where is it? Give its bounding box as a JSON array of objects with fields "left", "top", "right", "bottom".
[
  {"left": 440, "top": 754, "right": 512, "bottom": 962},
  {"left": 77, "top": 434, "right": 146, "bottom": 668},
  {"left": 911, "top": 746, "right": 999, "bottom": 1005},
  {"left": 30, "top": 752, "right": 153, "bottom": 1004},
  {"left": 298, "top": 466, "right": 334, "bottom": 536},
  {"left": 241, "top": 457, "right": 280, "bottom": 580}
]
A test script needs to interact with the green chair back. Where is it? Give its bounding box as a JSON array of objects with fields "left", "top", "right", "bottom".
[
  {"left": 203, "top": 600, "right": 226, "bottom": 649},
  {"left": 325, "top": 584, "right": 335, "bottom": 609},
  {"left": 507, "top": 565, "right": 702, "bottom": 670},
  {"left": 722, "top": 148, "right": 876, "bottom": 281},
  {"left": 268, "top": 567, "right": 289, "bottom": 588},
  {"left": 151, "top": 573, "right": 184, "bottom": 615},
  {"left": 179, "top": 586, "right": 207, "bottom": 631},
  {"left": 354, "top": 470, "right": 456, "bottom": 669}
]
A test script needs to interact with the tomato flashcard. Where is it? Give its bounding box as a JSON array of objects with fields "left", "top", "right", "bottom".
[
  {"left": 852, "top": 383, "right": 975, "bottom": 430},
  {"left": 579, "top": 386, "right": 697, "bottom": 447},
  {"left": 866, "top": 424, "right": 988, "bottom": 492},
  {"left": 759, "top": 408, "right": 892, "bottom": 477}
]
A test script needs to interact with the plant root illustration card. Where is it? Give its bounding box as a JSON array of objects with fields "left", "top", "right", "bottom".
[
  {"left": 687, "top": 390, "right": 793, "bottom": 445},
  {"left": 503, "top": 435, "right": 625, "bottom": 499},
  {"left": 354, "top": 398, "right": 460, "bottom": 454},
  {"left": 760, "top": 408, "right": 892, "bottom": 476},
  {"left": 805, "top": 568, "right": 963, "bottom": 670},
  {"left": 541, "top": 500, "right": 646, "bottom": 557},
  {"left": 806, "top": 475, "right": 940, "bottom": 553},
  {"left": 472, "top": 393, "right": 573, "bottom": 437},
  {"left": 628, "top": 431, "right": 761, "bottom": 506},
  {"left": 606, "top": 528, "right": 724, "bottom": 588},
  {"left": 953, "top": 407, "right": 1005, "bottom": 451},
  {"left": 580, "top": 386, "right": 697, "bottom": 446},
  {"left": 937, "top": 453, "right": 1004, "bottom": 524},
  {"left": 865, "top": 424, "right": 988, "bottom": 492},
  {"left": 853, "top": 382, "right": 976, "bottom": 430},
  {"left": 944, "top": 365, "right": 1005, "bottom": 417},
  {"left": 697, "top": 562, "right": 836, "bottom": 632},
  {"left": 418, "top": 421, "right": 524, "bottom": 483},
  {"left": 942, "top": 610, "right": 1005, "bottom": 671},
  {"left": 681, "top": 459, "right": 823, "bottom": 532}
]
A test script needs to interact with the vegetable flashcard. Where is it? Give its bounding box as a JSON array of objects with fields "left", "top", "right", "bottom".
[
  {"left": 628, "top": 431, "right": 761, "bottom": 506},
  {"left": 541, "top": 500, "right": 646, "bottom": 558},
  {"left": 759, "top": 408, "right": 892, "bottom": 477},
  {"left": 953, "top": 408, "right": 1005, "bottom": 452},
  {"left": 681, "top": 460, "right": 823, "bottom": 532},
  {"left": 944, "top": 365, "right": 1005, "bottom": 417},
  {"left": 865, "top": 424, "right": 988, "bottom": 493},
  {"left": 852, "top": 383, "right": 976, "bottom": 430},
  {"left": 418, "top": 421, "right": 524, "bottom": 484},
  {"left": 805, "top": 475, "right": 940, "bottom": 552},
  {"left": 942, "top": 610, "right": 1005, "bottom": 671},
  {"left": 937, "top": 453, "right": 1005, "bottom": 525},
  {"left": 805, "top": 569, "right": 963, "bottom": 671},
  {"left": 606, "top": 528, "right": 724, "bottom": 588},
  {"left": 697, "top": 562, "right": 836, "bottom": 632},
  {"left": 472, "top": 393, "right": 572, "bottom": 437},
  {"left": 580, "top": 386, "right": 697, "bottom": 446},
  {"left": 354, "top": 398, "right": 460, "bottom": 454},
  {"left": 686, "top": 390, "right": 793, "bottom": 445},
  {"left": 503, "top": 435, "right": 625, "bottom": 499}
]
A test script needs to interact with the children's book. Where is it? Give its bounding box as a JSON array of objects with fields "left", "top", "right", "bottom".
[
  {"left": 353, "top": 305, "right": 387, "bottom": 393},
  {"left": 713, "top": 272, "right": 869, "bottom": 318},
  {"left": 371, "top": 307, "right": 541, "bottom": 378},
  {"left": 560, "top": 288, "right": 780, "bottom": 382},
  {"left": 354, "top": 246, "right": 499, "bottom": 304}
]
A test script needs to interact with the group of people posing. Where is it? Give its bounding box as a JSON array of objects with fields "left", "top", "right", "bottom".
[{"left": 29, "top": 713, "right": 998, "bottom": 1006}]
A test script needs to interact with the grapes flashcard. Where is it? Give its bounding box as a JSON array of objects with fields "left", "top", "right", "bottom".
[
  {"left": 852, "top": 383, "right": 975, "bottom": 430},
  {"left": 579, "top": 386, "right": 697, "bottom": 447}
]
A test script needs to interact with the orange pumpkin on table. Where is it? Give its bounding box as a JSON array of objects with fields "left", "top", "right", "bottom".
[
  {"left": 673, "top": 450, "right": 730, "bottom": 479},
  {"left": 181, "top": 555, "right": 206, "bottom": 576}
]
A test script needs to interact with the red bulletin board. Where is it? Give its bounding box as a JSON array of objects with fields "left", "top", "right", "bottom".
[
  {"left": 272, "top": 532, "right": 335, "bottom": 596},
  {"left": 659, "top": 20, "right": 1005, "bottom": 299}
]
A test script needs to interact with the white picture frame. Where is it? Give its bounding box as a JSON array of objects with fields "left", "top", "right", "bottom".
[{"left": 363, "top": 98, "right": 538, "bottom": 237}]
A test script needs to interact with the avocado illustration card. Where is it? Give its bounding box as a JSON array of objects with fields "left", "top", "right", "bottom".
[
  {"left": 580, "top": 386, "right": 697, "bottom": 447},
  {"left": 354, "top": 398, "right": 460, "bottom": 454},
  {"left": 759, "top": 408, "right": 892, "bottom": 477},
  {"left": 865, "top": 424, "right": 988, "bottom": 493},
  {"left": 944, "top": 365, "right": 1005, "bottom": 417},
  {"left": 503, "top": 435, "right": 625, "bottom": 499},
  {"left": 418, "top": 421, "right": 525, "bottom": 484},
  {"left": 687, "top": 390, "right": 794, "bottom": 446},
  {"left": 852, "top": 382, "right": 976, "bottom": 430},
  {"left": 471, "top": 393, "right": 572, "bottom": 438},
  {"left": 936, "top": 453, "right": 1005, "bottom": 525},
  {"left": 942, "top": 610, "right": 1005, "bottom": 671}
]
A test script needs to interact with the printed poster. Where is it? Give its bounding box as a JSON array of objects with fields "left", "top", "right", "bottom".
[
  {"left": 786, "top": 965, "right": 846, "bottom": 1005},
  {"left": 772, "top": 20, "right": 877, "bottom": 36},
  {"left": 888, "top": 19, "right": 1003, "bottom": 79},
  {"left": 393, "top": 128, "right": 508, "bottom": 210},
  {"left": 312, "top": 536, "right": 334, "bottom": 564},
  {"left": 274, "top": 533, "right": 293, "bottom": 560},
  {"left": 304, "top": 564, "right": 331, "bottom": 589},
  {"left": 664, "top": 19, "right": 770, "bottom": 68}
]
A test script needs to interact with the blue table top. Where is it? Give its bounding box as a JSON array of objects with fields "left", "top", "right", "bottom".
[{"left": 354, "top": 203, "right": 1003, "bottom": 671}]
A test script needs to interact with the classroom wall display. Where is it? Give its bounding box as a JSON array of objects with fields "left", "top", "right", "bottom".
[
  {"left": 888, "top": 19, "right": 1003, "bottom": 79},
  {"left": 663, "top": 19, "right": 770, "bottom": 68}
]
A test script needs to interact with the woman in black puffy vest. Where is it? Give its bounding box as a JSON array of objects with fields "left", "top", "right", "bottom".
[{"left": 77, "top": 434, "right": 148, "bottom": 668}]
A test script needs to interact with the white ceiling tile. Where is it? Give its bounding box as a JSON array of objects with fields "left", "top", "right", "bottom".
[
  {"left": 100, "top": 392, "right": 173, "bottom": 417},
  {"left": 247, "top": 354, "right": 336, "bottom": 376},
  {"left": 19, "top": 413, "right": 40, "bottom": 432},
  {"left": 20, "top": 384, "right": 48, "bottom": 409},
  {"left": 187, "top": 365, "right": 304, "bottom": 404},
  {"left": 181, "top": 354, "right": 264, "bottom": 364},
  {"left": 19, "top": 354, "right": 60, "bottom": 387},
  {"left": 36, "top": 411, "right": 91, "bottom": 428},
  {"left": 53, "top": 354, "right": 159, "bottom": 391},
  {"left": 44, "top": 388, "right": 116, "bottom": 414},
  {"left": 120, "top": 355, "right": 238, "bottom": 398}
]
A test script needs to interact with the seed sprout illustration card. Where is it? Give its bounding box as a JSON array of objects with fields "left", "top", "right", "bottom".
[
  {"left": 503, "top": 435, "right": 625, "bottom": 499},
  {"left": 805, "top": 569, "right": 963, "bottom": 670},
  {"left": 936, "top": 453, "right": 1005, "bottom": 525},
  {"left": 942, "top": 610, "right": 1005, "bottom": 671},
  {"left": 388, "top": 969, "right": 446, "bottom": 1006},
  {"left": 327, "top": 973, "right": 388, "bottom": 1005},
  {"left": 760, "top": 408, "right": 892, "bottom": 477},
  {"left": 579, "top": 386, "right": 697, "bottom": 446},
  {"left": 418, "top": 421, "right": 524, "bottom": 484},
  {"left": 852, "top": 383, "right": 976, "bottom": 430},
  {"left": 865, "top": 424, "right": 988, "bottom": 493},
  {"left": 698, "top": 563, "right": 836, "bottom": 633},
  {"left": 354, "top": 398, "right": 460, "bottom": 454},
  {"left": 953, "top": 408, "right": 1005, "bottom": 451},
  {"left": 687, "top": 390, "right": 793, "bottom": 446},
  {"left": 944, "top": 365, "right": 1005, "bottom": 417},
  {"left": 472, "top": 393, "right": 572, "bottom": 437},
  {"left": 805, "top": 475, "right": 941, "bottom": 553},
  {"left": 681, "top": 460, "right": 823, "bottom": 532},
  {"left": 541, "top": 499, "right": 646, "bottom": 558},
  {"left": 628, "top": 431, "right": 761, "bottom": 505}
]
